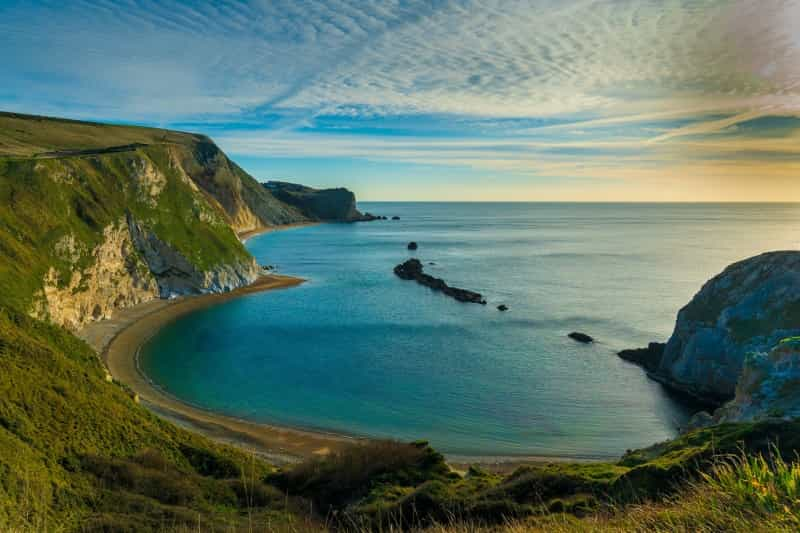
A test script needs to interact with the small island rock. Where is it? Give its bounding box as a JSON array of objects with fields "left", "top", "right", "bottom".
[
  {"left": 393, "top": 259, "right": 486, "bottom": 305},
  {"left": 568, "top": 332, "right": 594, "bottom": 344},
  {"left": 407, "top": 241, "right": 418, "bottom": 250},
  {"left": 497, "top": 305, "right": 509, "bottom": 311}
]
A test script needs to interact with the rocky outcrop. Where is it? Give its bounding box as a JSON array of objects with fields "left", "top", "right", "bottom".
[
  {"left": 653, "top": 251, "right": 800, "bottom": 405},
  {"left": 264, "top": 181, "right": 370, "bottom": 222},
  {"left": 712, "top": 337, "right": 800, "bottom": 424},
  {"left": 568, "top": 332, "right": 594, "bottom": 344},
  {"left": 394, "top": 259, "right": 487, "bottom": 304},
  {"left": 618, "top": 343, "right": 666, "bottom": 373},
  {"left": 32, "top": 221, "right": 159, "bottom": 330},
  {"left": 127, "top": 216, "right": 258, "bottom": 298},
  {"left": 173, "top": 140, "right": 308, "bottom": 234}
]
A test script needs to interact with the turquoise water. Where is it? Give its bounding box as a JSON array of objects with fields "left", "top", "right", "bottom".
[{"left": 140, "top": 203, "right": 800, "bottom": 459}]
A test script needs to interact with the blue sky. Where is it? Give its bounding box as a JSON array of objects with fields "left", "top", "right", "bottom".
[{"left": 2, "top": 0, "right": 800, "bottom": 200}]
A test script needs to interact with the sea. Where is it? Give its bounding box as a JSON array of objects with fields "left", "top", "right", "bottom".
[{"left": 139, "top": 203, "right": 800, "bottom": 459}]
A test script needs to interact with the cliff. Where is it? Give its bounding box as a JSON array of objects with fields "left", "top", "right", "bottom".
[
  {"left": 265, "top": 180, "right": 369, "bottom": 221},
  {"left": 621, "top": 251, "right": 800, "bottom": 424},
  {"left": 0, "top": 112, "right": 322, "bottom": 329},
  {"left": 654, "top": 251, "right": 800, "bottom": 405}
]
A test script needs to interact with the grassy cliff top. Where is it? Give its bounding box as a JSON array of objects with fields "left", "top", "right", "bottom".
[{"left": 0, "top": 112, "right": 202, "bottom": 157}]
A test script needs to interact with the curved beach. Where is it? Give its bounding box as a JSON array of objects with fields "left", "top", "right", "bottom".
[{"left": 79, "top": 273, "right": 358, "bottom": 465}]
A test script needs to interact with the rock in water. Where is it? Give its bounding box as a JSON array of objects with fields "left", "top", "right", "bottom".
[
  {"left": 392, "top": 216, "right": 400, "bottom": 220},
  {"left": 393, "top": 259, "right": 486, "bottom": 305},
  {"left": 394, "top": 258, "right": 424, "bottom": 280},
  {"left": 655, "top": 251, "right": 800, "bottom": 405},
  {"left": 497, "top": 305, "right": 509, "bottom": 311},
  {"left": 407, "top": 241, "right": 418, "bottom": 250},
  {"left": 568, "top": 332, "right": 594, "bottom": 344}
]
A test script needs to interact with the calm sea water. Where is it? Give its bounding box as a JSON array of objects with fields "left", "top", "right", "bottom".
[{"left": 140, "top": 203, "right": 800, "bottom": 459}]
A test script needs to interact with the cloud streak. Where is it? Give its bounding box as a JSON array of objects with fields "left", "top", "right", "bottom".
[{"left": 2, "top": 0, "right": 800, "bottom": 200}]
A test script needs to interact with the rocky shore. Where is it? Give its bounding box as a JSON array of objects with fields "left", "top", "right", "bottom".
[{"left": 394, "top": 258, "right": 487, "bottom": 304}]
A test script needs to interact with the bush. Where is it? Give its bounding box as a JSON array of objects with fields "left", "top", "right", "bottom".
[{"left": 268, "top": 440, "right": 450, "bottom": 511}]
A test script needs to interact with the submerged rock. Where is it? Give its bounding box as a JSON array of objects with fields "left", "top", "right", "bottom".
[
  {"left": 568, "top": 332, "right": 594, "bottom": 344},
  {"left": 393, "top": 259, "right": 486, "bottom": 305},
  {"left": 407, "top": 241, "right": 418, "bottom": 250}
]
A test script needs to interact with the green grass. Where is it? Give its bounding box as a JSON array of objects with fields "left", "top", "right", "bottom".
[{"left": 0, "top": 112, "right": 199, "bottom": 157}]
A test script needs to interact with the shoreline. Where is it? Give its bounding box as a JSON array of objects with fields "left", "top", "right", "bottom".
[
  {"left": 80, "top": 273, "right": 361, "bottom": 465},
  {"left": 238, "top": 222, "right": 320, "bottom": 243},
  {"left": 78, "top": 223, "right": 602, "bottom": 470}
]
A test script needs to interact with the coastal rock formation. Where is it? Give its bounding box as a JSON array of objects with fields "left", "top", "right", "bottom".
[
  {"left": 128, "top": 216, "right": 259, "bottom": 298},
  {"left": 265, "top": 181, "right": 373, "bottom": 222},
  {"left": 394, "top": 259, "right": 487, "bottom": 304},
  {"left": 31, "top": 221, "right": 159, "bottom": 330},
  {"left": 620, "top": 251, "right": 800, "bottom": 422},
  {"left": 654, "top": 251, "right": 800, "bottom": 405},
  {"left": 568, "top": 332, "right": 594, "bottom": 344},
  {"left": 407, "top": 242, "right": 418, "bottom": 250},
  {"left": 712, "top": 337, "right": 800, "bottom": 423},
  {"left": 618, "top": 343, "right": 666, "bottom": 373}
]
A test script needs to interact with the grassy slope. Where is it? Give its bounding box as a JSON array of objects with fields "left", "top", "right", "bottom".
[{"left": 0, "top": 307, "right": 304, "bottom": 531}]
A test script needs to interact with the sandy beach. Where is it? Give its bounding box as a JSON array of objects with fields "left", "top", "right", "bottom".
[
  {"left": 78, "top": 272, "right": 358, "bottom": 465},
  {"left": 238, "top": 222, "right": 320, "bottom": 243}
]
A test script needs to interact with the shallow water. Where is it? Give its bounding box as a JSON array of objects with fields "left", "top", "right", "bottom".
[{"left": 140, "top": 203, "right": 800, "bottom": 459}]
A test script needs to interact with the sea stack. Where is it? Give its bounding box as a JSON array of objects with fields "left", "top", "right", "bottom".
[{"left": 394, "top": 259, "right": 486, "bottom": 304}]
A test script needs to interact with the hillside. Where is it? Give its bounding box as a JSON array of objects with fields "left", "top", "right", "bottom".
[{"left": 0, "top": 112, "right": 371, "bottom": 329}]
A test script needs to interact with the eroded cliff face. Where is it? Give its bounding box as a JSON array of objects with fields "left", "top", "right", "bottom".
[
  {"left": 655, "top": 251, "right": 800, "bottom": 404},
  {"left": 31, "top": 221, "right": 159, "bottom": 330},
  {"left": 712, "top": 337, "right": 800, "bottom": 423},
  {"left": 31, "top": 214, "right": 260, "bottom": 330},
  {"left": 128, "top": 215, "right": 258, "bottom": 298},
  {"left": 175, "top": 139, "right": 308, "bottom": 233}
]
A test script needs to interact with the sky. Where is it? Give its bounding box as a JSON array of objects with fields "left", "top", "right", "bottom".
[{"left": 2, "top": 0, "right": 800, "bottom": 201}]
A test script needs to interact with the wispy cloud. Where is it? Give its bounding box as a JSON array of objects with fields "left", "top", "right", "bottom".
[{"left": 2, "top": 0, "right": 800, "bottom": 199}]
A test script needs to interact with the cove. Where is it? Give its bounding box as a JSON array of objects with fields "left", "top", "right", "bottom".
[{"left": 139, "top": 202, "right": 800, "bottom": 459}]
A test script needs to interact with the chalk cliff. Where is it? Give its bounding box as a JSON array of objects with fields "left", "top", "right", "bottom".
[{"left": 0, "top": 112, "right": 353, "bottom": 329}]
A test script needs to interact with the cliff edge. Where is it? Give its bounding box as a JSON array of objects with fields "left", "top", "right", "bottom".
[
  {"left": 265, "top": 180, "right": 371, "bottom": 221},
  {"left": 0, "top": 112, "right": 342, "bottom": 329}
]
